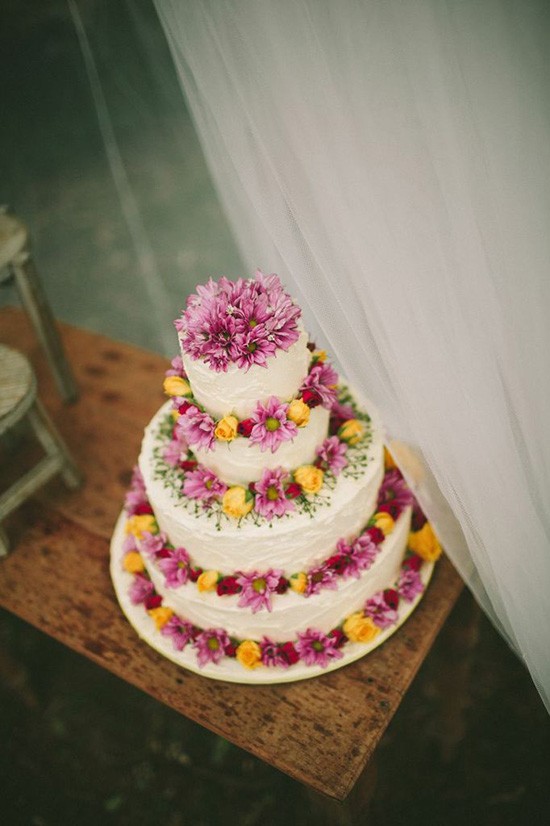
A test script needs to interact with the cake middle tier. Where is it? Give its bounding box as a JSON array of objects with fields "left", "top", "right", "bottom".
[{"left": 138, "top": 397, "right": 384, "bottom": 573}]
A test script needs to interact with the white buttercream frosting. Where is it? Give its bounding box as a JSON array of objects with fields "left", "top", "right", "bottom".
[{"left": 181, "top": 329, "right": 311, "bottom": 419}]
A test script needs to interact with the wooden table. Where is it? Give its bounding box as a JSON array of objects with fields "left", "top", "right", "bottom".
[{"left": 0, "top": 306, "right": 464, "bottom": 810}]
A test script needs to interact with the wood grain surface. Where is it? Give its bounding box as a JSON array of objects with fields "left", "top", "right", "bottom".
[{"left": 0, "top": 307, "right": 463, "bottom": 801}]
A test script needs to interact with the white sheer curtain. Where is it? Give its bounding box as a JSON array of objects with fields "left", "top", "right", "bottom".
[{"left": 152, "top": 0, "right": 550, "bottom": 710}]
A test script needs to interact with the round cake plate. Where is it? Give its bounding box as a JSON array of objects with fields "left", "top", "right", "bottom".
[{"left": 110, "top": 511, "right": 435, "bottom": 685}]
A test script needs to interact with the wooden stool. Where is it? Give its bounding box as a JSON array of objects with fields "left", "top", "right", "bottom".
[
  {"left": 0, "top": 208, "right": 78, "bottom": 403},
  {"left": 0, "top": 344, "right": 82, "bottom": 556}
]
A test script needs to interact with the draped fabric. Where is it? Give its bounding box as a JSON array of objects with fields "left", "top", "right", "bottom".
[{"left": 152, "top": 0, "right": 550, "bottom": 709}]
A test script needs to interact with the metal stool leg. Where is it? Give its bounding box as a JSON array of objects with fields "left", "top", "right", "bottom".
[{"left": 10, "top": 251, "right": 79, "bottom": 404}]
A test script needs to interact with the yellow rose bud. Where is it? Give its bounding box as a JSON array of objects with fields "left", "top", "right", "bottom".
[
  {"left": 147, "top": 606, "right": 174, "bottom": 629},
  {"left": 373, "top": 511, "right": 395, "bottom": 536},
  {"left": 339, "top": 419, "right": 364, "bottom": 445},
  {"left": 125, "top": 514, "right": 158, "bottom": 539},
  {"left": 222, "top": 486, "right": 254, "bottom": 519},
  {"left": 123, "top": 551, "right": 145, "bottom": 574},
  {"left": 408, "top": 522, "right": 442, "bottom": 562},
  {"left": 197, "top": 569, "right": 220, "bottom": 592},
  {"left": 171, "top": 409, "right": 180, "bottom": 421},
  {"left": 214, "top": 415, "right": 238, "bottom": 442},
  {"left": 313, "top": 349, "right": 327, "bottom": 363},
  {"left": 293, "top": 465, "right": 324, "bottom": 495},
  {"left": 384, "top": 446, "right": 397, "bottom": 470},
  {"left": 163, "top": 375, "right": 192, "bottom": 397},
  {"left": 236, "top": 640, "right": 262, "bottom": 669},
  {"left": 290, "top": 572, "right": 307, "bottom": 594},
  {"left": 287, "top": 399, "right": 311, "bottom": 427},
  {"left": 343, "top": 612, "right": 381, "bottom": 644}
]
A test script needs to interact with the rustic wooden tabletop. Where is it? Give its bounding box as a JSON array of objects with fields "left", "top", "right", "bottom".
[{"left": 0, "top": 306, "right": 463, "bottom": 802}]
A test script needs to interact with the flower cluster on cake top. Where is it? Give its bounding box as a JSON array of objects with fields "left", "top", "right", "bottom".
[{"left": 174, "top": 271, "right": 301, "bottom": 372}]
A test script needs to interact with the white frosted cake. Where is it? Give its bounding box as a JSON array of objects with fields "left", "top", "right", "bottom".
[{"left": 110, "top": 272, "right": 442, "bottom": 683}]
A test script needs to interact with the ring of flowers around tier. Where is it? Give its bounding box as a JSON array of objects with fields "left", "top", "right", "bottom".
[
  {"left": 123, "top": 465, "right": 442, "bottom": 612},
  {"left": 122, "top": 540, "right": 435, "bottom": 671},
  {"left": 162, "top": 348, "right": 355, "bottom": 454}
]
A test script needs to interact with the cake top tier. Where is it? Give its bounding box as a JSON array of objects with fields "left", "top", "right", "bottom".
[{"left": 175, "top": 271, "right": 302, "bottom": 373}]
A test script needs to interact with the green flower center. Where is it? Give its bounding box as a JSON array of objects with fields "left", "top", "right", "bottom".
[
  {"left": 253, "top": 577, "right": 267, "bottom": 593},
  {"left": 249, "top": 319, "right": 258, "bottom": 328},
  {"left": 207, "top": 637, "right": 220, "bottom": 651},
  {"left": 312, "top": 641, "right": 325, "bottom": 652},
  {"left": 205, "top": 479, "right": 213, "bottom": 490},
  {"left": 266, "top": 485, "right": 279, "bottom": 501},
  {"left": 265, "top": 417, "right": 280, "bottom": 432},
  {"left": 247, "top": 342, "right": 257, "bottom": 353}
]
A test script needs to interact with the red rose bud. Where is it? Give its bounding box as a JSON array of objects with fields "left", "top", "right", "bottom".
[
  {"left": 145, "top": 594, "right": 163, "bottom": 610},
  {"left": 217, "top": 576, "right": 242, "bottom": 596},
  {"left": 224, "top": 643, "right": 238, "bottom": 658},
  {"left": 329, "top": 628, "right": 347, "bottom": 648},
  {"left": 383, "top": 588, "right": 399, "bottom": 609},
  {"left": 276, "top": 576, "right": 290, "bottom": 594},
  {"left": 285, "top": 482, "right": 302, "bottom": 499},
  {"left": 411, "top": 508, "right": 428, "bottom": 532},
  {"left": 133, "top": 503, "right": 154, "bottom": 516},
  {"left": 188, "top": 566, "right": 203, "bottom": 582},
  {"left": 180, "top": 460, "right": 198, "bottom": 472},
  {"left": 307, "top": 341, "right": 317, "bottom": 352},
  {"left": 377, "top": 502, "right": 400, "bottom": 519},
  {"left": 326, "top": 554, "right": 348, "bottom": 575},
  {"left": 155, "top": 548, "right": 172, "bottom": 559},
  {"left": 178, "top": 401, "right": 193, "bottom": 415},
  {"left": 366, "top": 526, "right": 385, "bottom": 545},
  {"left": 302, "top": 388, "right": 322, "bottom": 408},
  {"left": 237, "top": 418, "right": 254, "bottom": 437},
  {"left": 329, "top": 416, "right": 345, "bottom": 435},
  {"left": 280, "top": 642, "right": 300, "bottom": 665},
  {"left": 248, "top": 481, "right": 257, "bottom": 494},
  {"left": 403, "top": 554, "right": 422, "bottom": 571}
]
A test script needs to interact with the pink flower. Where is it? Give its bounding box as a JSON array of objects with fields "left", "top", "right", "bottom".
[
  {"left": 124, "top": 466, "right": 148, "bottom": 515},
  {"left": 161, "top": 615, "right": 196, "bottom": 651},
  {"left": 378, "top": 469, "right": 414, "bottom": 515},
  {"left": 300, "top": 362, "right": 339, "bottom": 409},
  {"left": 165, "top": 355, "right": 187, "bottom": 378},
  {"left": 194, "top": 628, "right": 231, "bottom": 667},
  {"left": 295, "top": 629, "right": 344, "bottom": 667},
  {"left": 260, "top": 637, "right": 293, "bottom": 668},
  {"left": 330, "top": 399, "right": 356, "bottom": 421},
  {"left": 347, "top": 534, "right": 379, "bottom": 577},
  {"left": 140, "top": 531, "right": 166, "bottom": 557},
  {"left": 236, "top": 569, "right": 283, "bottom": 613},
  {"left": 315, "top": 436, "right": 348, "bottom": 476},
  {"left": 364, "top": 592, "right": 399, "bottom": 629},
  {"left": 122, "top": 534, "right": 138, "bottom": 554},
  {"left": 254, "top": 467, "right": 295, "bottom": 519},
  {"left": 305, "top": 564, "right": 339, "bottom": 596},
  {"left": 397, "top": 568, "right": 424, "bottom": 602},
  {"left": 158, "top": 547, "right": 191, "bottom": 588},
  {"left": 249, "top": 397, "right": 298, "bottom": 453},
  {"left": 179, "top": 405, "right": 216, "bottom": 451},
  {"left": 129, "top": 574, "right": 154, "bottom": 605},
  {"left": 230, "top": 327, "right": 277, "bottom": 370},
  {"left": 183, "top": 466, "right": 227, "bottom": 502},
  {"left": 163, "top": 429, "right": 189, "bottom": 467}
]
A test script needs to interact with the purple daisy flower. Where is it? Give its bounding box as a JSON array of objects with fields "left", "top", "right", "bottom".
[
  {"left": 397, "top": 568, "right": 424, "bottom": 602},
  {"left": 254, "top": 467, "right": 295, "bottom": 519},
  {"left": 305, "top": 564, "right": 339, "bottom": 596},
  {"left": 124, "top": 466, "right": 148, "bottom": 514},
  {"left": 315, "top": 436, "right": 348, "bottom": 476},
  {"left": 330, "top": 399, "right": 356, "bottom": 421},
  {"left": 161, "top": 615, "right": 196, "bottom": 651},
  {"left": 230, "top": 327, "right": 277, "bottom": 370},
  {"left": 236, "top": 569, "right": 283, "bottom": 613},
  {"left": 300, "top": 362, "right": 339, "bottom": 409},
  {"left": 260, "top": 637, "right": 290, "bottom": 668},
  {"left": 122, "top": 534, "right": 138, "bottom": 554},
  {"left": 378, "top": 469, "right": 414, "bottom": 514},
  {"left": 194, "top": 628, "right": 231, "bottom": 667},
  {"left": 165, "top": 355, "right": 187, "bottom": 378},
  {"left": 158, "top": 547, "right": 191, "bottom": 588},
  {"left": 364, "top": 592, "right": 399, "bottom": 629},
  {"left": 295, "top": 629, "right": 344, "bottom": 667},
  {"left": 249, "top": 396, "right": 298, "bottom": 453},
  {"left": 183, "top": 465, "right": 227, "bottom": 502},
  {"left": 140, "top": 531, "right": 166, "bottom": 557},
  {"left": 179, "top": 406, "right": 216, "bottom": 451},
  {"left": 129, "top": 574, "right": 154, "bottom": 605},
  {"left": 163, "top": 433, "right": 188, "bottom": 467},
  {"left": 347, "top": 534, "right": 379, "bottom": 577}
]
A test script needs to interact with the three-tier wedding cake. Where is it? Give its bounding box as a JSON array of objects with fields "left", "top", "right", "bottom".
[{"left": 110, "top": 272, "right": 441, "bottom": 683}]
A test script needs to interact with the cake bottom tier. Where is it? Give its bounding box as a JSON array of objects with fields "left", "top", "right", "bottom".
[{"left": 110, "top": 511, "right": 435, "bottom": 685}]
